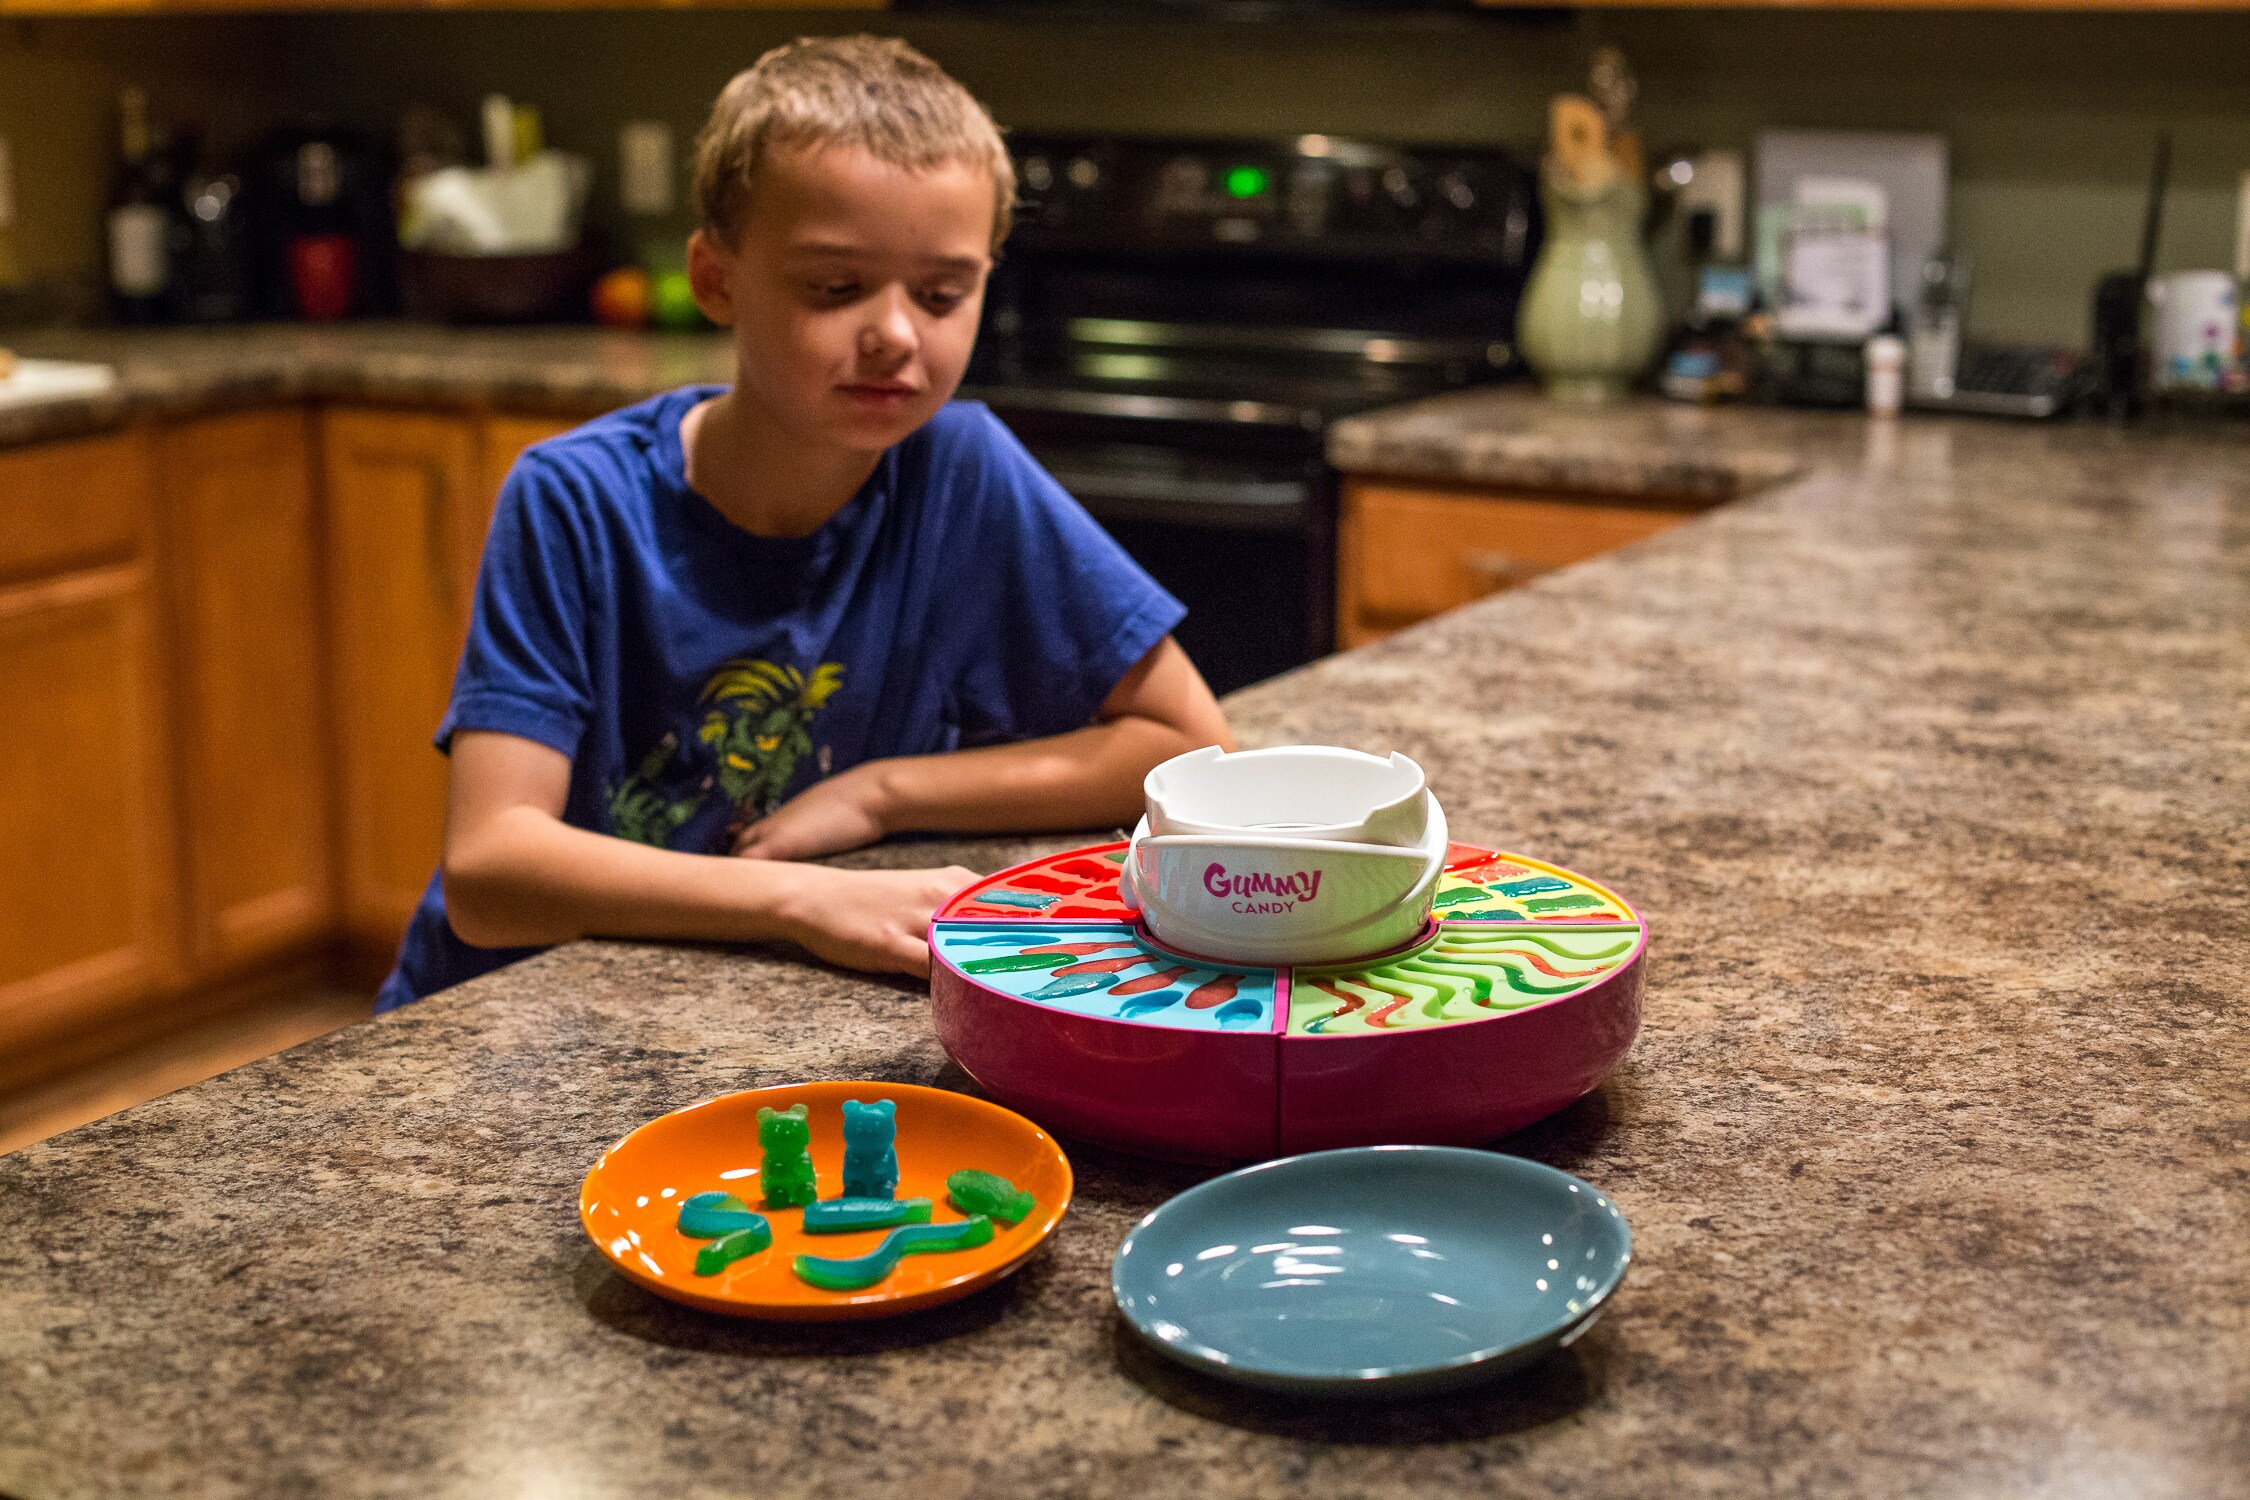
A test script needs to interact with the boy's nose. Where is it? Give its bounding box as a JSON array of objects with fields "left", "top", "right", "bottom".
[{"left": 857, "top": 289, "right": 918, "bottom": 365}]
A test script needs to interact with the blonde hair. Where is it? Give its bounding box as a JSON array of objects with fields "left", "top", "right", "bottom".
[{"left": 694, "top": 35, "right": 1014, "bottom": 251}]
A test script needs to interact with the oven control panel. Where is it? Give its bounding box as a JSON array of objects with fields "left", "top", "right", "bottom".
[{"left": 1007, "top": 133, "right": 1536, "bottom": 267}]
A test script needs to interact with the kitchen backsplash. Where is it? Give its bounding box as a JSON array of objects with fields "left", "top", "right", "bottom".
[
  {"left": 5, "top": 6, "right": 2249, "bottom": 345},
  {"left": 0, "top": 16, "right": 291, "bottom": 311}
]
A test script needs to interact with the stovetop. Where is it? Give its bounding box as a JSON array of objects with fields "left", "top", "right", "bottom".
[{"left": 968, "top": 319, "right": 1512, "bottom": 437}]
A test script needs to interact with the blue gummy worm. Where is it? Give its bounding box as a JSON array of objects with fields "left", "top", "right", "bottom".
[{"left": 791, "top": 1217, "right": 995, "bottom": 1291}]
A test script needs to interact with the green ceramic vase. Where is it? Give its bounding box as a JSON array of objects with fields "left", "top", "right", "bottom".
[{"left": 1516, "top": 167, "right": 1662, "bottom": 405}]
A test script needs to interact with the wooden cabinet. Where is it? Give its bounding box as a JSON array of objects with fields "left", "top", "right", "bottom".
[
  {"left": 319, "top": 407, "right": 580, "bottom": 969},
  {"left": 1338, "top": 478, "right": 1692, "bottom": 649},
  {"left": 0, "top": 433, "right": 180, "bottom": 1077},
  {"left": 158, "top": 410, "right": 336, "bottom": 982},
  {"left": 480, "top": 415, "right": 580, "bottom": 508},
  {"left": 5, "top": 0, "right": 2237, "bottom": 13},
  {"left": 0, "top": 402, "right": 599, "bottom": 1086},
  {"left": 320, "top": 410, "right": 483, "bottom": 966},
  {"left": 0, "top": 0, "right": 880, "bottom": 14},
  {"left": 6, "top": 0, "right": 2244, "bottom": 14},
  {"left": 0, "top": 432, "right": 145, "bottom": 584}
]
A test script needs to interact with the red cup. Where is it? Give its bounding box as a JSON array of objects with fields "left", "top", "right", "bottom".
[{"left": 289, "top": 233, "right": 356, "bottom": 321}]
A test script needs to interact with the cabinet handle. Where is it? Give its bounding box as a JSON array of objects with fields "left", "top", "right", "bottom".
[
  {"left": 422, "top": 460, "right": 457, "bottom": 608},
  {"left": 1462, "top": 548, "right": 1547, "bottom": 590}
]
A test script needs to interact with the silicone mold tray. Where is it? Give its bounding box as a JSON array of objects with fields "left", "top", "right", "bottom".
[{"left": 929, "top": 842, "right": 1645, "bottom": 1162}]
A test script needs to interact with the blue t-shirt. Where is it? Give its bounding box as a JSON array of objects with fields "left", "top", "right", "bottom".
[{"left": 374, "top": 387, "right": 1183, "bottom": 1012}]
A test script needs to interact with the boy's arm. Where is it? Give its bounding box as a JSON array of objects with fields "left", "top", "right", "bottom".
[
  {"left": 734, "top": 635, "right": 1232, "bottom": 861},
  {"left": 439, "top": 730, "right": 979, "bottom": 977}
]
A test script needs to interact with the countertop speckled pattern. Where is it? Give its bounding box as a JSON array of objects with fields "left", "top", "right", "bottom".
[
  {"left": 3, "top": 405, "right": 2247, "bottom": 1499},
  {"left": 0, "top": 324, "right": 738, "bottom": 448},
  {"left": 1326, "top": 383, "right": 1814, "bottom": 496},
  {"left": 10, "top": 327, "right": 1800, "bottom": 506}
]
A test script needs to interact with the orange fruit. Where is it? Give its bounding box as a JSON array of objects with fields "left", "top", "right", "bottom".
[{"left": 590, "top": 266, "right": 653, "bottom": 329}]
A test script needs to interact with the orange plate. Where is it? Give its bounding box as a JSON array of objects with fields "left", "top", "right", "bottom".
[{"left": 580, "top": 1081, "right": 1073, "bottom": 1319}]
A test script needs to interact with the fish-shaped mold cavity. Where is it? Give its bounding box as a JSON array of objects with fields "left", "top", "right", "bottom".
[{"left": 931, "top": 922, "right": 1280, "bottom": 1034}]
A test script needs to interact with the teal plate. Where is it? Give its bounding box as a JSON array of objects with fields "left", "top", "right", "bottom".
[{"left": 1111, "top": 1146, "right": 1630, "bottom": 1397}]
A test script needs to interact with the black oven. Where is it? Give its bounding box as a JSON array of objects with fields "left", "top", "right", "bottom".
[{"left": 967, "top": 132, "right": 1538, "bottom": 694}]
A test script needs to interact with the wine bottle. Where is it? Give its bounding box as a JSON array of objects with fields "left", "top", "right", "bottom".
[
  {"left": 0, "top": 136, "right": 23, "bottom": 294},
  {"left": 106, "top": 87, "right": 176, "bottom": 324}
]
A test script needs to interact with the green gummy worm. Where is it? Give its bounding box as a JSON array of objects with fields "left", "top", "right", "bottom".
[
  {"left": 792, "top": 1216, "right": 995, "bottom": 1291},
  {"left": 802, "top": 1197, "right": 934, "bottom": 1234},
  {"left": 946, "top": 1169, "right": 1036, "bottom": 1226},
  {"left": 960, "top": 953, "right": 1073, "bottom": 974},
  {"left": 693, "top": 1221, "right": 773, "bottom": 1276},
  {"left": 1523, "top": 893, "right": 1605, "bottom": 912}
]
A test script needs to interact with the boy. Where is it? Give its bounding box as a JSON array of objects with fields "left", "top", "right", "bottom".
[{"left": 375, "top": 36, "right": 1231, "bottom": 1012}]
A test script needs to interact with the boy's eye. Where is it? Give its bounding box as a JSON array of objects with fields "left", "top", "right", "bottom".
[
  {"left": 812, "top": 280, "right": 861, "bottom": 301},
  {"left": 919, "top": 287, "right": 968, "bottom": 314}
]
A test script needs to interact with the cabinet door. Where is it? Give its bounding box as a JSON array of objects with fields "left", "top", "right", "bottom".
[
  {"left": 0, "top": 430, "right": 145, "bottom": 585},
  {"left": 479, "top": 414, "right": 581, "bottom": 518},
  {"left": 159, "top": 410, "right": 335, "bottom": 979},
  {"left": 0, "top": 553, "right": 180, "bottom": 1068},
  {"left": 320, "top": 409, "right": 481, "bottom": 963},
  {"left": 1340, "top": 480, "right": 1689, "bottom": 648}
]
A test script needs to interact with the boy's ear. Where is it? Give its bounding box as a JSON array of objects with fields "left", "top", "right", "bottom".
[{"left": 686, "top": 229, "right": 738, "bottom": 328}]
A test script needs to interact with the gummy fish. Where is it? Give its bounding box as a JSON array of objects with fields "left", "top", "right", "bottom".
[{"left": 946, "top": 1169, "right": 1036, "bottom": 1227}]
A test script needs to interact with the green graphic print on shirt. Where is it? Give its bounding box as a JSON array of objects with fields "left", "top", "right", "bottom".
[{"left": 607, "top": 657, "right": 846, "bottom": 849}]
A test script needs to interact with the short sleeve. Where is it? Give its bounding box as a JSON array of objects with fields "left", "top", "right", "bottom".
[
  {"left": 943, "top": 408, "right": 1186, "bottom": 745},
  {"left": 435, "top": 451, "right": 601, "bottom": 758}
]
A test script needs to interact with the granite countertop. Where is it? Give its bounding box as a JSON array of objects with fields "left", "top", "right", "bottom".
[
  {"left": 0, "top": 324, "right": 738, "bottom": 449},
  {"left": 8, "top": 326, "right": 1798, "bottom": 508},
  {"left": 3, "top": 403, "right": 2247, "bottom": 1498},
  {"left": 1327, "top": 383, "right": 1817, "bottom": 497}
]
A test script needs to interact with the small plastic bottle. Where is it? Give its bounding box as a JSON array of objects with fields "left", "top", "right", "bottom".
[{"left": 1864, "top": 334, "right": 1906, "bottom": 418}]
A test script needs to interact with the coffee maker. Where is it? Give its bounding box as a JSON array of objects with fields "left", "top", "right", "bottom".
[
  {"left": 2089, "top": 134, "right": 2168, "bottom": 420},
  {"left": 253, "top": 124, "right": 395, "bottom": 320}
]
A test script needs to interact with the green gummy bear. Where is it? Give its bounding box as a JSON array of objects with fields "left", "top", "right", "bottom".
[
  {"left": 757, "top": 1103, "right": 818, "bottom": 1208},
  {"left": 946, "top": 1169, "right": 1036, "bottom": 1227},
  {"left": 801, "top": 1197, "right": 933, "bottom": 1234},
  {"left": 676, "top": 1191, "right": 765, "bottom": 1239},
  {"left": 791, "top": 1216, "right": 994, "bottom": 1291},
  {"left": 693, "top": 1221, "right": 773, "bottom": 1276}
]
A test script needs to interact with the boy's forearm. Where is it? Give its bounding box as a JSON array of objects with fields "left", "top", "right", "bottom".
[
  {"left": 444, "top": 804, "right": 819, "bottom": 949},
  {"left": 862, "top": 712, "right": 1217, "bottom": 836}
]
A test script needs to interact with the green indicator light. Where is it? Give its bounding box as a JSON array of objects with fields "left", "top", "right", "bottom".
[{"left": 1224, "top": 165, "right": 1269, "bottom": 199}]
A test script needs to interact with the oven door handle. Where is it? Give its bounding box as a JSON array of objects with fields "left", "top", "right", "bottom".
[
  {"left": 1043, "top": 466, "right": 1310, "bottom": 533},
  {"left": 965, "top": 384, "right": 1323, "bottom": 430}
]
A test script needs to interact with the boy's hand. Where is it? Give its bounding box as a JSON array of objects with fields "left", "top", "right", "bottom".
[
  {"left": 776, "top": 864, "right": 980, "bottom": 979},
  {"left": 732, "top": 763, "right": 891, "bottom": 861}
]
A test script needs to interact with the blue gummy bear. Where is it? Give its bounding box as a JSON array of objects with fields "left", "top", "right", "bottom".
[{"left": 840, "top": 1098, "right": 899, "bottom": 1201}]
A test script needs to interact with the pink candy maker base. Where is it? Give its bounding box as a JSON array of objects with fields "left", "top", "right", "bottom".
[{"left": 928, "top": 841, "right": 1646, "bottom": 1162}]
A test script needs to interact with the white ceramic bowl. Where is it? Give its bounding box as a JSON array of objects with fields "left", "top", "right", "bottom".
[
  {"left": 1144, "top": 746, "right": 1429, "bottom": 849},
  {"left": 1121, "top": 797, "right": 1449, "bottom": 966}
]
